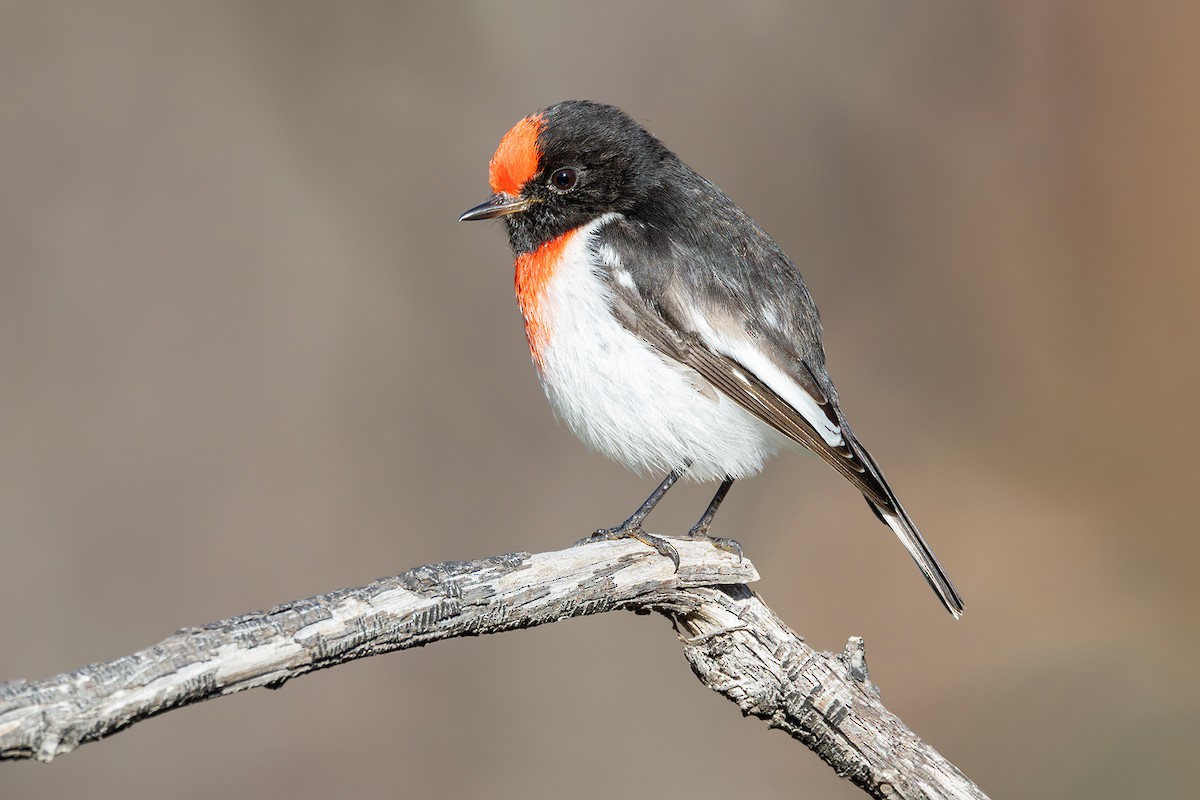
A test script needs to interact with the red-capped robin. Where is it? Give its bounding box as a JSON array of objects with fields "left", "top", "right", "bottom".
[{"left": 461, "top": 101, "right": 962, "bottom": 617}]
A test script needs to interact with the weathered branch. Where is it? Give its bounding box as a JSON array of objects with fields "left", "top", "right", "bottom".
[{"left": 0, "top": 539, "right": 987, "bottom": 799}]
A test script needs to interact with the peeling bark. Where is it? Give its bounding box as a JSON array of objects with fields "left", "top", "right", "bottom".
[{"left": 0, "top": 539, "right": 986, "bottom": 799}]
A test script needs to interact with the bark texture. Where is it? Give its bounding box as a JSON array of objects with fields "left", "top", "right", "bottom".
[{"left": 0, "top": 538, "right": 987, "bottom": 799}]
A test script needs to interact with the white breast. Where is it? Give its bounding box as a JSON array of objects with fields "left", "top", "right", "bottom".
[{"left": 532, "top": 215, "right": 787, "bottom": 482}]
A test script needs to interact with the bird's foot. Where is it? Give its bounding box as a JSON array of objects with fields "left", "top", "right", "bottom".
[
  {"left": 685, "top": 522, "right": 743, "bottom": 562},
  {"left": 576, "top": 523, "right": 681, "bottom": 571}
]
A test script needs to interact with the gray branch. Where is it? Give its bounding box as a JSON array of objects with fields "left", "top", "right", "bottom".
[{"left": 0, "top": 539, "right": 987, "bottom": 799}]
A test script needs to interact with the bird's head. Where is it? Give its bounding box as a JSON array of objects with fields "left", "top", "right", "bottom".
[{"left": 459, "top": 100, "right": 669, "bottom": 253}]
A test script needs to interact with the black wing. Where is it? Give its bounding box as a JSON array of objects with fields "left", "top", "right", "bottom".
[{"left": 595, "top": 213, "right": 964, "bottom": 616}]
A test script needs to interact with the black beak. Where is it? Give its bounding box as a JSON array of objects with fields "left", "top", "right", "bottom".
[{"left": 458, "top": 194, "right": 533, "bottom": 222}]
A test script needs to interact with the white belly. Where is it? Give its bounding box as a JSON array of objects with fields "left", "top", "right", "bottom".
[{"left": 532, "top": 216, "right": 786, "bottom": 482}]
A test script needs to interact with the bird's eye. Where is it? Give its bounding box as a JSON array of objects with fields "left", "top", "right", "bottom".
[{"left": 549, "top": 168, "right": 578, "bottom": 192}]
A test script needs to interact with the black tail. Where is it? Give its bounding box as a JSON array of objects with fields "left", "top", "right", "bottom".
[
  {"left": 865, "top": 494, "right": 964, "bottom": 618},
  {"left": 849, "top": 428, "right": 964, "bottom": 618}
]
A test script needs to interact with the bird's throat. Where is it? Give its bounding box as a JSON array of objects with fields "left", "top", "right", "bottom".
[{"left": 515, "top": 229, "right": 577, "bottom": 368}]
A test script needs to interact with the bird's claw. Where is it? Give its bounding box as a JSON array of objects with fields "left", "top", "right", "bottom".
[
  {"left": 686, "top": 527, "right": 744, "bottom": 563},
  {"left": 576, "top": 525, "right": 681, "bottom": 571}
]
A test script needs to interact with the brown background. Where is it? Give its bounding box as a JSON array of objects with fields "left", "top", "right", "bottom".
[{"left": 2, "top": 3, "right": 1196, "bottom": 798}]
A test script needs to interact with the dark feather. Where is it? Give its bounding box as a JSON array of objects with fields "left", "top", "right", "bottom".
[
  {"left": 597, "top": 215, "right": 891, "bottom": 506},
  {"left": 595, "top": 209, "right": 964, "bottom": 616}
]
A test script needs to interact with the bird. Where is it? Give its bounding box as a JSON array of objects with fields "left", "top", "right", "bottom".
[{"left": 460, "top": 100, "right": 963, "bottom": 618}]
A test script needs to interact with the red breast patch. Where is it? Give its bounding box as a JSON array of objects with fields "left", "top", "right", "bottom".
[
  {"left": 515, "top": 228, "right": 575, "bottom": 367},
  {"left": 489, "top": 114, "right": 544, "bottom": 196}
]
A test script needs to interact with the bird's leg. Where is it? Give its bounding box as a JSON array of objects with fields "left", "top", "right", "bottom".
[
  {"left": 687, "top": 477, "right": 743, "bottom": 561},
  {"left": 577, "top": 467, "right": 686, "bottom": 569}
]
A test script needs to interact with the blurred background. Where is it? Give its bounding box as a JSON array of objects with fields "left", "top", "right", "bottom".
[{"left": 1, "top": 3, "right": 1196, "bottom": 798}]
